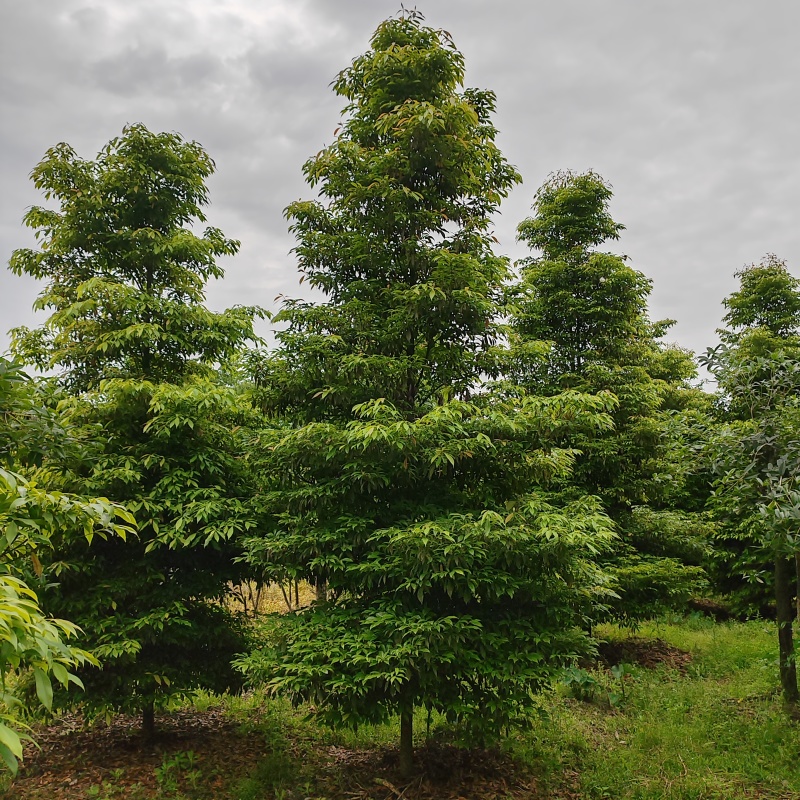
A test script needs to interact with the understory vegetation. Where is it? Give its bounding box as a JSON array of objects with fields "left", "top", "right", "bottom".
[
  {"left": 1, "top": 8, "right": 799, "bottom": 798},
  {"left": 4, "top": 618, "right": 799, "bottom": 799}
]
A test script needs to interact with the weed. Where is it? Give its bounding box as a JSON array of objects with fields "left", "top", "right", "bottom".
[
  {"left": 562, "top": 666, "right": 601, "bottom": 702},
  {"left": 153, "top": 751, "right": 199, "bottom": 796},
  {"left": 608, "top": 662, "right": 633, "bottom": 707},
  {"left": 84, "top": 778, "right": 147, "bottom": 800},
  {"left": 234, "top": 750, "right": 299, "bottom": 799}
]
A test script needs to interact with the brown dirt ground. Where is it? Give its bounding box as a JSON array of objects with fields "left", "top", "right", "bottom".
[
  {"left": 596, "top": 636, "right": 693, "bottom": 672},
  {"left": 5, "top": 711, "right": 559, "bottom": 800},
  {"left": 4, "top": 706, "right": 263, "bottom": 799}
]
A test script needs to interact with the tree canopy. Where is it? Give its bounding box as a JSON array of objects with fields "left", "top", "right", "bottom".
[
  {"left": 9, "top": 124, "right": 255, "bottom": 391},
  {"left": 8, "top": 124, "right": 263, "bottom": 734}
]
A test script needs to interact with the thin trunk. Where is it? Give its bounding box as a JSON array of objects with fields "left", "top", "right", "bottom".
[
  {"left": 399, "top": 707, "right": 414, "bottom": 780},
  {"left": 142, "top": 700, "right": 156, "bottom": 741},
  {"left": 775, "top": 556, "right": 799, "bottom": 709},
  {"left": 279, "top": 582, "right": 292, "bottom": 611},
  {"left": 316, "top": 578, "right": 328, "bottom": 603},
  {"left": 795, "top": 551, "right": 800, "bottom": 624},
  {"left": 254, "top": 580, "right": 265, "bottom": 614}
]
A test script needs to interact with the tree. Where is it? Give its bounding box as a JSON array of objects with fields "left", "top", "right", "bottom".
[
  {"left": 702, "top": 255, "right": 800, "bottom": 711},
  {"left": 240, "top": 13, "right": 618, "bottom": 777},
  {"left": 0, "top": 357, "right": 133, "bottom": 773},
  {"left": 514, "top": 170, "right": 642, "bottom": 378},
  {"left": 510, "top": 171, "right": 709, "bottom": 624},
  {"left": 704, "top": 344, "right": 800, "bottom": 710},
  {"left": 8, "top": 125, "right": 262, "bottom": 734},
  {"left": 721, "top": 254, "right": 800, "bottom": 342}
]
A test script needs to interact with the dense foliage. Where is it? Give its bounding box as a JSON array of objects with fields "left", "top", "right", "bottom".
[
  {"left": 0, "top": 357, "right": 133, "bottom": 772},
  {"left": 511, "top": 171, "right": 709, "bottom": 624},
  {"left": 7, "top": 125, "right": 262, "bottom": 734}
]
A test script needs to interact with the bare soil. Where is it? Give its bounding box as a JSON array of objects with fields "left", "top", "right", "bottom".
[{"left": 596, "top": 636, "right": 693, "bottom": 672}]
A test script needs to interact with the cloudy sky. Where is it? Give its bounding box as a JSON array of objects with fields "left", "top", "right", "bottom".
[{"left": 1, "top": 1, "right": 798, "bottom": 364}]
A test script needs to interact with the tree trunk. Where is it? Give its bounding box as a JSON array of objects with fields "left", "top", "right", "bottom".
[
  {"left": 795, "top": 551, "right": 800, "bottom": 624},
  {"left": 775, "top": 556, "right": 799, "bottom": 709},
  {"left": 399, "top": 707, "right": 414, "bottom": 780},
  {"left": 316, "top": 578, "right": 328, "bottom": 603},
  {"left": 142, "top": 700, "right": 156, "bottom": 741}
]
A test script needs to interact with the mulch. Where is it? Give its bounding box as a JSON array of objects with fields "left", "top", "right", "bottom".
[
  {"left": 596, "top": 636, "right": 693, "bottom": 672},
  {"left": 5, "top": 706, "right": 268, "bottom": 800},
  {"left": 5, "top": 709, "right": 572, "bottom": 800},
  {"left": 317, "top": 742, "right": 555, "bottom": 799}
]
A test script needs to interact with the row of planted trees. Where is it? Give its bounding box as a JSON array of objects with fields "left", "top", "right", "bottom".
[{"left": 2, "top": 11, "right": 798, "bottom": 776}]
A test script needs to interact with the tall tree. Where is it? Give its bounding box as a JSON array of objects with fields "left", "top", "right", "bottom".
[
  {"left": 510, "top": 171, "right": 709, "bottom": 624},
  {"left": 703, "top": 255, "right": 800, "bottom": 711},
  {"left": 241, "top": 13, "right": 618, "bottom": 776},
  {"left": 8, "top": 124, "right": 262, "bottom": 734}
]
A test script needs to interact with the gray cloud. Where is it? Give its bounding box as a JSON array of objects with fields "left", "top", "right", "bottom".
[
  {"left": 89, "top": 49, "right": 225, "bottom": 98},
  {"left": 2, "top": 0, "right": 798, "bottom": 365}
]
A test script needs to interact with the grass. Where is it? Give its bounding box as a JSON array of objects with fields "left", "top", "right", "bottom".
[
  {"left": 5, "top": 616, "right": 800, "bottom": 799},
  {"left": 512, "top": 617, "right": 800, "bottom": 799}
]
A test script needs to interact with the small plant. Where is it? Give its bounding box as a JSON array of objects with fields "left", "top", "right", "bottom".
[
  {"left": 608, "top": 663, "right": 633, "bottom": 707},
  {"left": 154, "top": 750, "right": 198, "bottom": 795},
  {"left": 562, "top": 667, "right": 600, "bottom": 702},
  {"left": 84, "top": 775, "right": 142, "bottom": 800},
  {"left": 234, "top": 750, "right": 298, "bottom": 799},
  {"left": 153, "top": 761, "right": 178, "bottom": 795},
  {"left": 185, "top": 767, "right": 202, "bottom": 791}
]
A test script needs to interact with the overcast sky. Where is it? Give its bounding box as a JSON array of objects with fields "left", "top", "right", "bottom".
[{"left": 2, "top": 1, "right": 798, "bottom": 365}]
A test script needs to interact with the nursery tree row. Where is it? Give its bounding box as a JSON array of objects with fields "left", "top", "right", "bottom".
[{"left": 2, "top": 10, "right": 799, "bottom": 775}]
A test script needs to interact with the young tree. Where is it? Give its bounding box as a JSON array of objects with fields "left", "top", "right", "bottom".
[
  {"left": 510, "top": 171, "right": 709, "bottom": 624},
  {"left": 241, "top": 13, "right": 618, "bottom": 776},
  {"left": 8, "top": 125, "right": 262, "bottom": 734}
]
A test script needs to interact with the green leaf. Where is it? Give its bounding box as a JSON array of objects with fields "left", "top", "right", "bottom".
[
  {"left": 33, "top": 668, "right": 53, "bottom": 711},
  {"left": 0, "top": 723, "right": 23, "bottom": 763}
]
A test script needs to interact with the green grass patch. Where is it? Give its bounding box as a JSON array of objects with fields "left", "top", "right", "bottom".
[{"left": 511, "top": 618, "right": 799, "bottom": 799}]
